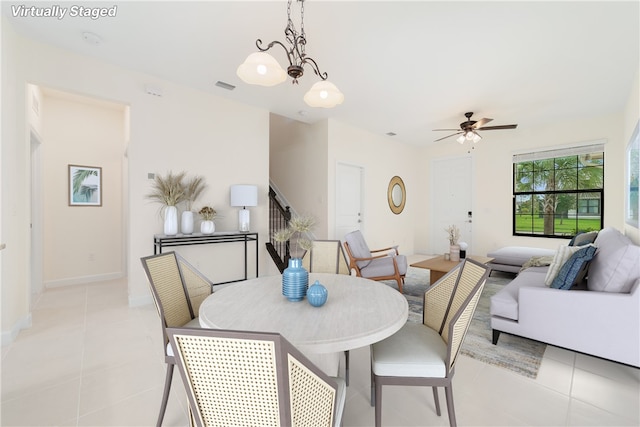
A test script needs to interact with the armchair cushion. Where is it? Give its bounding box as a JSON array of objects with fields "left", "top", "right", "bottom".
[
  {"left": 344, "top": 230, "right": 372, "bottom": 268},
  {"left": 361, "top": 255, "right": 408, "bottom": 277}
]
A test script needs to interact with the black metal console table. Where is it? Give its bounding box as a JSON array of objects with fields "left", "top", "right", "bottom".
[{"left": 153, "top": 232, "right": 259, "bottom": 285}]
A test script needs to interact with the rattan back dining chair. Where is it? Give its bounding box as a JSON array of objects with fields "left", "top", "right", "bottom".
[
  {"left": 302, "top": 240, "right": 351, "bottom": 275},
  {"left": 370, "top": 258, "right": 490, "bottom": 427},
  {"left": 302, "top": 240, "right": 352, "bottom": 385},
  {"left": 141, "top": 252, "right": 213, "bottom": 427},
  {"left": 167, "top": 327, "right": 346, "bottom": 427}
]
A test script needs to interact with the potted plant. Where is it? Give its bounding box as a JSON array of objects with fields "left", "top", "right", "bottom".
[
  {"left": 198, "top": 205, "right": 217, "bottom": 234},
  {"left": 445, "top": 224, "right": 461, "bottom": 261},
  {"left": 181, "top": 175, "right": 207, "bottom": 234},
  {"left": 146, "top": 171, "right": 186, "bottom": 235},
  {"left": 273, "top": 215, "right": 315, "bottom": 301}
]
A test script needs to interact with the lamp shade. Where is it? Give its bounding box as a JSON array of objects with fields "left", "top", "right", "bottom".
[
  {"left": 230, "top": 185, "right": 258, "bottom": 207},
  {"left": 237, "top": 52, "right": 287, "bottom": 87},
  {"left": 303, "top": 80, "right": 344, "bottom": 108}
]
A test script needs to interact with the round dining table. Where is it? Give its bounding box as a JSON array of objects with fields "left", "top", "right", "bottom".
[{"left": 199, "top": 272, "right": 408, "bottom": 375}]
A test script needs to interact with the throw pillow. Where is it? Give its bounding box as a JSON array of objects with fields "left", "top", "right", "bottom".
[
  {"left": 551, "top": 245, "right": 598, "bottom": 290},
  {"left": 544, "top": 245, "right": 585, "bottom": 286},
  {"left": 588, "top": 227, "right": 640, "bottom": 293},
  {"left": 569, "top": 231, "right": 599, "bottom": 246}
]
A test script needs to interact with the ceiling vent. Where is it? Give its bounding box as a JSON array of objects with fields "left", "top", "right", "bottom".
[{"left": 215, "top": 81, "right": 236, "bottom": 91}]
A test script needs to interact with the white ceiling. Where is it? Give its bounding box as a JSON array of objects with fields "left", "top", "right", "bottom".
[{"left": 4, "top": 1, "right": 639, "bottom": 146}]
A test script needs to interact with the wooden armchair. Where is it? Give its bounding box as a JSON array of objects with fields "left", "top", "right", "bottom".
[{"left": 343, "top": 230, "right": 407, "bottom": 293}]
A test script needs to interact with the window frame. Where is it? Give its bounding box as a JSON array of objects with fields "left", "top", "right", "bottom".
[{"left": 512, "top": 144, "right": 605, "bottom": 239}]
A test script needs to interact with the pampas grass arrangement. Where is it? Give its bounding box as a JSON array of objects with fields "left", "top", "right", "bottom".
[
  {"left": 146, "top": 171, "right": 187, "bottom": 207},
  {"left": 273, "top": 214, "right": 315, "bottom": 258}
]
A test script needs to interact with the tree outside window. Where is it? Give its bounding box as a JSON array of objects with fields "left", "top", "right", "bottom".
[{"left": 513, "top": 150, "right": 603, "bottom": 237}]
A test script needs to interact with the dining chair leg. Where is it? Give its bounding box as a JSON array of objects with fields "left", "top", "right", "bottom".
[
  {"left": 432, "top": 386, "right": 441, "bottom": 416},
  {"left": 444, "top": 384, "right": 457, "bottom": 427},
  {"left": 344, "top": 350, "right": 350, "bottom": 386},
  {"left": 375, "top": 379, "right": 383, "bottom": 427},
  {"left": 157, "top": 363, "right": 174, "bottom": 427},
  {"left": 370, "top": 370, "right": 375, "bottom": 407}
]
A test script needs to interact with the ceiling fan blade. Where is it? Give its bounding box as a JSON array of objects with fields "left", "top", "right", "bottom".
[
  {"left": 473, "top": 118, "right": 493, "bottom": 129},
  {"left": 434, "top": 132, "right": 462, "bottom": 142},
  {"left": 433, "top": 128, "right": 461, "bottom": 132},
  {"left": 477, "top": 124, "right": 518, "bottom": 130}
]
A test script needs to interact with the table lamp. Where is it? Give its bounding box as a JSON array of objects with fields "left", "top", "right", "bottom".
[{"left": 230, "top": 184, "right": 258, "bottom": 232}]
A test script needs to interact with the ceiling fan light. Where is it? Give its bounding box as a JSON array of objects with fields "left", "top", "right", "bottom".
[
  {"left": 237, "top": 52, "right": 287, "bottom": 87},
  {"left": 472, "top": 133, "right": 482, "bottom": 143},
  {"left": 457, "top": 135, "right": 466, "bottom": 144},
  {"left": 465, "top": 131, "right": 474, "bottom": 141},
  {"left": 304, "top": 80, "right": 344, "bottom": 108}
]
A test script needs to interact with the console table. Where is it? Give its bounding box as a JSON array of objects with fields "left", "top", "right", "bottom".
[{"left": 153, "top": 232, "right": 258, "bottom": 285}]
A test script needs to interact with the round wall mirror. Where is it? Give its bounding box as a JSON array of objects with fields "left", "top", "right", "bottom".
[{"left": 387, "top": 176, "right": 406, "bottom": 214}]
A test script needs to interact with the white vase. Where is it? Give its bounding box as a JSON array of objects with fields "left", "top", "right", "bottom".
[
  {"left": 164, "top": 206, "right": 178, "bottom": 235},
  {"left": 181, "top": 211, "right": 194, "bottom": 235},
  {"left": 201, "top": 220, "right": 215, "bottom": 234},
  {"left": 450, "top": 244, "right": 461, "bottom": 262}
]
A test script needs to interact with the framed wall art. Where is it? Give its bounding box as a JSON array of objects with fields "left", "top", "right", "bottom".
[
  {"left": 69, "top": 164, "right": 102, "bottom": 206},
  {"left": 626, "top": 122, "right": 639, "bottom": 227}
]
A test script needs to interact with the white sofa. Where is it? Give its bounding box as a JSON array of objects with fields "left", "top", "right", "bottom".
[{"left": 490, "top": 227, "right": 640, "bottom": 367}]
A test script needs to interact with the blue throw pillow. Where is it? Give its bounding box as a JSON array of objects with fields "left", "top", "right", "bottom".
[{"left": 551, "top": 245, "right": 597, "bottom": 290}]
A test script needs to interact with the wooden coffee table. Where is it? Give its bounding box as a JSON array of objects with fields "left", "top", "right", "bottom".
[{"left": 411, "top": 255, "right": 494, "bottom": 284}]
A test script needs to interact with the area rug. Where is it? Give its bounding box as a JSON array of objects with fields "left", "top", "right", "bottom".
[{"left": 385, "top": 266, "right": 546, "bottom": 379}]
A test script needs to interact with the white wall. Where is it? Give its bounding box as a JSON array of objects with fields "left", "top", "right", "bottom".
[
  {"left": 1, "top": 23, "right": 274, "bottom": 343},
  {"left": 269, "top": 114, "right": 329, "bottom": 238},
  {"left": 327, "top": 119, "right": 420, "bottom": 255},
  {"left": 42, "top": 91, "right": 126, "bottom": 287},
  {"left": 2, "top": 17, "right": 32, "bottom": 343}
]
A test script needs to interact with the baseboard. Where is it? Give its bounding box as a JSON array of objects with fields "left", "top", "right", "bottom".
[
  {"left": 44, "top": 272, "right": 124, "bottom": 289},
  {"left": 1, "top": 313, "right": 32, "bottom": 347}
]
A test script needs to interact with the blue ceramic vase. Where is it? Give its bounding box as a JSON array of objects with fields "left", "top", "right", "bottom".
[
  {"left": 307, "top": 280, "right": 328, "bottom": 307},
  {"left": 282, "top": 258, "right": 309, "bottom": 302}
]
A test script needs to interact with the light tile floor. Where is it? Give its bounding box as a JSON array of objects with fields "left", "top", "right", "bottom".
[{"left": 2, "top": 276, "right": 639, "bottom": 426}]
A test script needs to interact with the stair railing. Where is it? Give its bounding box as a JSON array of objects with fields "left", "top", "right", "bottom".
[{"left": 266, "top": 187, "right": 291, "bottom": 272}]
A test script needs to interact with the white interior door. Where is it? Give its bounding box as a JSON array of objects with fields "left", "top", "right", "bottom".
[
  {"left": 430, "top": 156, "right": 473, "bottom": 255},
  {"left": 335, "top": 163, "right": 363, "bottom": 241}
]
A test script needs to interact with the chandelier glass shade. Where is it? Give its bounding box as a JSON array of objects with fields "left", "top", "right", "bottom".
[
  {"left": 236, "top": 0, "right": 344, "bottom": 108},
  {"left": 457, "top": 131, "right": 482, "bottom": 144},
  {"left": 236, "top": 52, "right": 287, "bottom": 87}
]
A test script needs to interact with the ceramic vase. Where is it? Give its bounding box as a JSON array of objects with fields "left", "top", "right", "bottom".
[
  {"left": 450, "top": 244, "right": 461, "bottom": 262},
  {"left": 307, "top": 280, "right": 328, "bottom": 307},
  {"left": 181, "top": 211, "right": 194, "bottom": 235},
  {"left": 282, "top": 258, "right": 309, "bottom": 302},
  {"left": 201, "top": 220, "right": 215, "bottom": 234},
  {"left": 164, "top": 206, "right": 178, "bottom": 235}
]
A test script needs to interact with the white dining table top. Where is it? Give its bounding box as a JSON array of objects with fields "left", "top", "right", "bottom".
[{"left": 199, "top": 273, "right": 409, "bottom": 354}]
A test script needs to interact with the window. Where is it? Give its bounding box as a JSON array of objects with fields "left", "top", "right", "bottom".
[{"left": 513, "top": 143, "right": 604, "bottom": 238}]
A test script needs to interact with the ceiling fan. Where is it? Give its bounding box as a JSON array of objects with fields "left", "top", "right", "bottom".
[{"left": 433, "top": 112, "right": 518, "bottom": 143}]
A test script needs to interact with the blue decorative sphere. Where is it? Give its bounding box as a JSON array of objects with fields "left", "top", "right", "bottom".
[{"left": 307, "top": 280, "right": 328, "bottom": 307}]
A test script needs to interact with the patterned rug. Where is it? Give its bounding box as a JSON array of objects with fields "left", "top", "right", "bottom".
[{"left": 384, "top": 266, "right": 546, "bottom": 379}]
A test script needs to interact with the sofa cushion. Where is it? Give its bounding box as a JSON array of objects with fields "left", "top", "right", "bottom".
[
  {"left": 551, "top": 245, "right": 597, "bottom": 290},
  {"left": 588, "top": 227, "right": 640, "bottom": 293},
  {"left": 486, "top": 246, "right": 556, "bottom": 267},
  {"left": 568, "top": 230, "right": 598, "bottom": 246},
  {"left": 490, "top": 266, "right": 548, "bottom": 321},
  {"left": 544, "top": 244, "right": 585, "bottom": 286}
]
